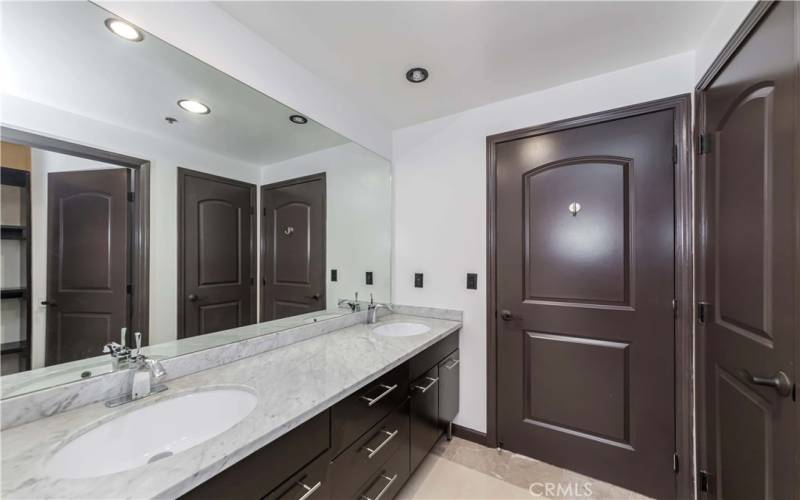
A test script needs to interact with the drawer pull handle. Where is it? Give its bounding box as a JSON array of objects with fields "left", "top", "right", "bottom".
[
  {"left": 364, "top": 429, "right": 399, "bottom": 459},
  {"left": 361, "top": 473, "right": 398, "bottom": 500},
  {"left": 295, "top": 480, "right": 322, "bottom": 500},
  {"left": 361, "top": 384, "right": 397, "bottom": 407},
  {"left": 445, "top": 359, "right": 460, "bottom": 370},
  {"left": 413, "top": 377, "right": 439, "bottom": 393}
]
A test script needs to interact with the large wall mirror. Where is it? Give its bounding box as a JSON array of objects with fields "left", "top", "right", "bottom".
[{"left": 0, "top": 2, "right": 391, "bottom": 398}]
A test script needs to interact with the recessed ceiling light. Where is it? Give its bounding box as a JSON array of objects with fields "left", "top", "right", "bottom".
[
  {"left": 104, "top": 18, "right": 144, "bottom": 42},
  {"left": 289, "top": 115, "right": 308, "bottom": 124},
  {"left": 406, "top": 67, "right": 429, "bottom": 83},
  {"left": 177, "top": 99, "right": 211, "bottom": 115}
]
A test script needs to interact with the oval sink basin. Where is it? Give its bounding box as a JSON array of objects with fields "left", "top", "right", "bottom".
[
  {"left": 45, "top": 388, "right": 257, "bottom": 479},
  {"left": 372, "top": 322, "right": 431, "bottom": 337}
]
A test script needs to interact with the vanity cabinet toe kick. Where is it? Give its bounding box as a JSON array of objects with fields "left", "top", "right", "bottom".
[{"left": 182, "top": 330, "right": 459, "bottom": 500}]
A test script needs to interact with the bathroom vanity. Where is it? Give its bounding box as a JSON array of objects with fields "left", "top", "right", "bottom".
[
  {"left": 0, "top": 314, "right": 461, "bottom": 499},
  {"left": 184, "top": 330, "right": 459, "bottom": 500}
]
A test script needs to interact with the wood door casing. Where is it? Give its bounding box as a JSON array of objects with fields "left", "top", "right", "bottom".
[
  {"left": 697, "top": 2, "right": 798, "bottom": 499},
  {"left": 178, "top": 168, "right": 256, "bottom": 338},
  {"left": 260, "top": 173, "right": 326, "bottom": 321},
  {"left": 493, "top": 109, "right": 677, "bottom": 498},
  {"left": 46, "top": 168, "right": 130, "bottom": 365}
]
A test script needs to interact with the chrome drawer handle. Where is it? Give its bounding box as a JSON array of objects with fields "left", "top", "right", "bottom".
[
  {"left": 445, "top": 359, "right": 460, "bottom": 370},
  {"left": 413, "top": 377, "right": 439, "bottom": 393},
  {"left": 361, "top": 383, "right": 397, "bottom": 407},
  {"left": 293, "top": 479, "right": 322, "bottom": 500},
  {"left": 364, "top": 429, "right": 398, "bottom": 459},
  {"left": 361, "top": 473, "right": 398, "bottom": 500}
]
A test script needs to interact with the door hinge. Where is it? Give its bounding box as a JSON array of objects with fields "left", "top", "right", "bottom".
[
  {"left": 126, "top": 284, "right": 132, "bottom": 294},
  {"left": 250, "top": 206, "right": 254, "bottom": 215},
  {"left": 698, "top": 134, "right": 712, "bottom": 155},
  {"left": 127, "top": 192, "right": 135, "bottom": 202},
  {"left": 250, "top": 277, "right": 254, "bottom": 286},
  {"left": 698, "top": 469, "right": 711, "bottom": 493},
  {"left": 697, "top": 302, "right": 711, "bottom": 324},
  {"left": 262, "top": 207, "right": 267, "bottom": 217},
  {"left": 673, "top": 452, "right": 679, "bottom": 473},
  {"left": 672, "top": 298, "right": 678, "bottom": 318},
  {"left": 672, "top": 144, "right": 678, "bottom": 164}
]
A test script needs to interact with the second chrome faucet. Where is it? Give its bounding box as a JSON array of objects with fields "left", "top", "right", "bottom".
[{"left": 104, "top": 330, "right": 167, "bottom": 408}]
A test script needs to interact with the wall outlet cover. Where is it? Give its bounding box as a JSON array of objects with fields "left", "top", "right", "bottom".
[
  {"left": 414, "top": 273, "right": 424, "bottom": 288},
  {"left": 331, "top": 269, "right": 338, "bottom": 282},
  {"left": 365, "top": 271, "right": 373, "bottom": 285},
  {"left": 466, "top": 273, "right": 478, "bottom": 290}
]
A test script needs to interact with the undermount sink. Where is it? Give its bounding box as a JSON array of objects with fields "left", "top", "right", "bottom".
[
  {"left": 372, "top": 322, "right": 431, "bottom": 337},
  {"left": 45, "top": 388, "right": 257, "bottom": 479}
]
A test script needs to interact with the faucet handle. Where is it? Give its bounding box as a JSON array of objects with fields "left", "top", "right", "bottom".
[
  {"left": 120, "top": 327, "right": 127, "bottom": 347},
  {"left": 103, "top": 341, "right": 123, "bottom": 354},
  {"left": 134, "top": 331, "right": 142, "bottom": 356}
]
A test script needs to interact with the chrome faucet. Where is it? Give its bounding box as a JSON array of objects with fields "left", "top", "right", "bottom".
[
  {"left": 367, "top": 293, "right": 392, "bottom": 324},
  {"left": 338, "top": 292, "right": 361, "bottom": 312},
  {"left": 103, "top": 327, "right": 132, "bottom": 370},
  {"left": 106, "top": 331, "right": 167, "bottom": 408}
]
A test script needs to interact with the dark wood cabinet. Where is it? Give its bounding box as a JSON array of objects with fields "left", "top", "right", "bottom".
[
  {"left": 182, "top": 330, "right": 459, "bottom": 500},
  {"left": 181, "top": 410, "right": 331, "bottom": 500},
  {"left": 409, "top": 365, "right": 441, "bottom": 474},
  {"left": 331, "top": 362, "right": 409, "bottom": 458},
  {"left": 438, "top": 349, "right": 460, "bottom": 439}
]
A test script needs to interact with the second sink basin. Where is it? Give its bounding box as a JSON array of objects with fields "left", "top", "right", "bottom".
[
  {"left": 372, "top": 322, "right": 431, "bottom": 337},
  {"left": 45, "top": 387, "right": 257, "bottom": 479}
]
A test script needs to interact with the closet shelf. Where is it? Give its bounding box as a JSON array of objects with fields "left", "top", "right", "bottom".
[
  {"left": 1, "top": 288, "right": 26, "bottom": 299},
  {"left": 1, "top": 225, "right": 26, "bottom": 240}
]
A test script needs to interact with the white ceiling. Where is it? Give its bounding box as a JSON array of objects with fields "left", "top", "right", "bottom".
[
  {"left": 218, "top": 1, "right": 724, "bottom": 128},
  {"left": 1, "top": 1, "right": 348, "bottom": 165}
]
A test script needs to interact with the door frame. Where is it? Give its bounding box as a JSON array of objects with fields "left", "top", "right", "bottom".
[
  {"left": 176, "top": 167, "right": 257, "bottom": 338},
  {"left": 485, "top": 94, "right": 693, "bottom": 498},
  {"left": 259, "top": 172, "right": 327, "bottom": 322},
  {"left": 0, "top": 126, "right": 151, "bottom": 346},
  {"left": 694, "top": 2, "right": 798, "bottom": 497}
]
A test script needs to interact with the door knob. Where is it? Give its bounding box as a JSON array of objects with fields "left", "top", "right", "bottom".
[
  {"left": 500, "top": 310, "right": 513, "bottom": 321},
  {"left": 306, "top": 293, "right": 321, "bottom": 301},
  {"left": 740, "top": 369, "right": 793, "bottom": 397},
  {"left": 41, "top": 300, "right": 58, "bottom": 307},
  {"left": 187, "top": 294, "right": 199, "bottom": 302}
]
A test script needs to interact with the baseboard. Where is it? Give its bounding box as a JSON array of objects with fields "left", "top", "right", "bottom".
[{"left": 452, "top": 423, "right": 489, "bottom": 447}]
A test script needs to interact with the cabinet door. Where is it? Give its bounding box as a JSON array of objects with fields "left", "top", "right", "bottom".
[
  {"left": 438, "top": 349, "right": 460, "bottom": 427},
  {"left": 409, "top": 365, "right": 440, "bottom": 473},
  {"left": 264, "top": 450, "right": 330, "bottom": 500}
]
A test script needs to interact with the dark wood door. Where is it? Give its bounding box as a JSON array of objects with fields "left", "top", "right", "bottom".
[
  {"left": 698, "top": 3, "right": 798, "bottom": 498},
  {"left": 495, "top": 109, "right": 676, "bottom": 498},
  {"left": 46, "top": 168, "right": 129, "bottom": 365},
  {"left": 261, "top": 174, "right": 326, "bottom": 321},
  {"left": 178, "top": 168, "right": 256, "bottom": 338}
]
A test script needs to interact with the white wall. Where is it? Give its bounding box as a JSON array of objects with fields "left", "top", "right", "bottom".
[
  {"left": 2, "top": 95, "right": 261, "bottom": 356},
  {"left": 391, "top": 52, "right": 696, "bottom": 433},
  {"left": 97, "top": 1, "right": 392, "bottom": 160},
  {"left": 694, "top": 1, "right": 757, "bottom": 82},
  {"left": 261, "top": 143, "right": 392, "bottom": 307}
]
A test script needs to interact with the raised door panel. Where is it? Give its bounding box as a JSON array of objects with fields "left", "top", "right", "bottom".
[
  {"left": 525, "top": 158, "right": 630, "bottom": 306},
  {"left": 58, "top": 193, "right": 114, "bottom": 291},
  {"left": 198, "top": 199, "right": 241, "bottom": 287},
  {"left": 272, "top": 202, "right": 312, "bottom": 285}
]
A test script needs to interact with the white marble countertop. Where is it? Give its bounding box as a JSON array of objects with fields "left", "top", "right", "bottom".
[{"left": 1, "top": 314, "right": 461, "bottom": 499}]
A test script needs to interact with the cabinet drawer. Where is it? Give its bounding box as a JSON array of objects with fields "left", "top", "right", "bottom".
[
  {"left": 264, "top": 450, "right": 330, "bottom": 500},
  {"left": 409, "top": 331, "right": 458, "bottom": 381},
  {"left": 331, "top": 362, "right": 408, "bottom": 457},
  {"left": 410, "top": 366, "right": 441, "bottom": 474},
  {"left": 354, "top": 442, "right": 410, "bottom": 500},
  {"left": 181, "top": 410, "right": 330, "bottom": 500},
  {"left": 330, "top": 402, "right": 409, "bottom": 499}
]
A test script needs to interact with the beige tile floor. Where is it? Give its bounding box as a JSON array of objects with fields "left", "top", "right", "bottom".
[{"left": 397, "top": 437, "right": 652, "bottom": 500}]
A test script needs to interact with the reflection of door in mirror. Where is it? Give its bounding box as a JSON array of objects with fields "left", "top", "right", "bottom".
[
  {"left": 261, "top": 174, "right": 326, "bottom": 321},
  {"left": 45, "top": 169, "right": 130, "bottom": 366},
  {"left": 178, "top": 168, "right": 257, "bottom": 338}
]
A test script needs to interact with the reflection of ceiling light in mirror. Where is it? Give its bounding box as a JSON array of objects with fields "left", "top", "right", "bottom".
[
  {"left": 289, "top": 115, "right": 308, "bottom": 124},
  {"left": 104, "top": 19, "right": 143, "bottom": 42},
  {"left": 177, "top": 100, "right": 211, "bottom": 115}
]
